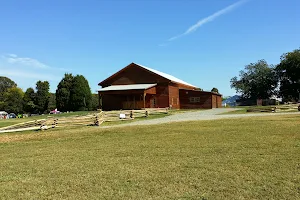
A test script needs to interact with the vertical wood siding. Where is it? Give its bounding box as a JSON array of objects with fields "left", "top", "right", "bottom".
[
  {"left": 155, "top": 85, "right": 169, "bottom": 108},
  {"left": 216, "top": 95, "right": 222, "bottom": 108},
  {"left": 179, "top": 89, "right": 213, "bottom": 109},
  {"left": 169, "top": 85, "right": 180, "bottom": 109}
]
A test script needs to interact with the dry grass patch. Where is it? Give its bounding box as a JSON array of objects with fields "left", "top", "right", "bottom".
[{"left": 0, "top": 115, "right": 299, "bottom": 199}]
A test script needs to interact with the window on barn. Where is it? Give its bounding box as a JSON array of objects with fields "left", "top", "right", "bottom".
[{"left": 189, "top": 97, "right": 200, "bottom": 103}]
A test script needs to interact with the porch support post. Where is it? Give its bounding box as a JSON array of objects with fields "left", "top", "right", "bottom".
[
  {"left": 98, "top": 93, "right": 102, "bottom": 110},
  {"left": 143, "top": 92, "right": 146, "bottom": 109}
]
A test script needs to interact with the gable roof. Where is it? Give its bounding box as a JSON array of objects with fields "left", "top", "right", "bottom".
[
  {"left": 99, "top": 63, "right": 196, "bottom": 88},
  {"left": 98, "top": 84, "right": 157, "bottom": 92},
  {"left": 135, "top": 63, "right": 196, "bottom": 88}
]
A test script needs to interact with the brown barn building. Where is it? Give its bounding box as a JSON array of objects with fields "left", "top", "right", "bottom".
[{"left": 98, "top": 63, "right": 222, "bottom": 110}]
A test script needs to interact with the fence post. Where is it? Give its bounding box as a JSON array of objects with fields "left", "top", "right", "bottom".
[
  {"left": 40, "top": 121, "right": 47, "bottom": 131},
  {"left": 52, "top": 118, "right": 57, "bottom": 128},
  {"left": 95, "top": 115, "right": 99, "bottom": 126},
  {"left": 130, "top": 110, "right": 133, "bottom": 118}
]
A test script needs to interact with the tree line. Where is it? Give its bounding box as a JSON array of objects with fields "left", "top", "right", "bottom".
[
  {"left": 231, "top": 48, "right": 300, "bottom": 102},
  {"left": 0, "top": 74, "right": 99, "bottom": 114}
]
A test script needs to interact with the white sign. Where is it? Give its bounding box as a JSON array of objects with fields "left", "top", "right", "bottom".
[{"left": 119, "top": 113, "right": 126, "bottom": 119}]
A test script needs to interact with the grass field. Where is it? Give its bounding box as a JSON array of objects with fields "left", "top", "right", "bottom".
[{"left": 0, "top": 115, "right": 299, "bottom": 199}]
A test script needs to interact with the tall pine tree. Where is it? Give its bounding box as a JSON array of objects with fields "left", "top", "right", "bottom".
[
  {"left": 56, "top": 73, "right": 74, "bottom": 111},
  {"left": 70, "top": 75, "right": 92, "bottom": 111},
  {"left": 23, "top": 87, "right": 36, "bottom": 114},
  {"left": 35, "top": 81, "right": 50, "bottom": 114}
]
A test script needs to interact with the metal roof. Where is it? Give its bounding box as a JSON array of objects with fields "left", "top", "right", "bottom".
[
  {"left": 99, "top": 83, "right": 157, "bottom": 92},
  {"left": 134, "top": 63, "right": 196, "bottom": 88}
]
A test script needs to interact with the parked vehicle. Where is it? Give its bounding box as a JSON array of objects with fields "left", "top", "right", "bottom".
[
  {"left": 0, "top": 111, "right": 8, "bottom": 119},
  {"left": 50, "top": 108, "right": 61, "bottom": 114},
  {"left": 8, "top": 113, "right": 16, "bottom": 118}
]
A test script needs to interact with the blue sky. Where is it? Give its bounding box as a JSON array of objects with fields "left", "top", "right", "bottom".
[{"left": 0, "top": 0, "right": 299, "bottom": 96}]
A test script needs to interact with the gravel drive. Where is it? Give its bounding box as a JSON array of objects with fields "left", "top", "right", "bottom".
[{"left": 102, "top": 108, "right": 300, "bottom": 128}]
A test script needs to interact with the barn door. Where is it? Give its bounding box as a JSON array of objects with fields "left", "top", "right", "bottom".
[{"left": 150, "top": 97, "right": 156, "bottom": 108}]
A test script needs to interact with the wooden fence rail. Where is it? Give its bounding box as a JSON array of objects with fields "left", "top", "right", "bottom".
[
  {"left": 0, "top": 119, "right": 47, "bottom": 133},
  {"left": 0, "top": 108, "right": 169, "bottom": 133}
]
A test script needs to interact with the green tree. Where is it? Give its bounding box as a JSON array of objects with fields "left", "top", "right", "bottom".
[
  {"left": 48, "top": 93, "right": 56, "bottom": 111},
  {"left": 56, "top": 73, "right": 74, "bottom": 111},
  {"left": 0, "top": 76, "right": 17, "bottom": 95},
  {"left": 91, "top": 94, "right": 99, "bottom": 111},
  {"left": 211, "top": 87, "right": 219, "bottom": 93},
  {"left": 2, "top": 87, "right": 24, "bottom": 113},
  {"left": 276, "top": 48, "right": 300, "bottom": 101},
  {"left": 70, "top": 75, "right": 92, "bottom": 111},
  {"left": 23, "top": 87, "right": 36, "bottom": 113},
  {"left": 35, "top": 81, "right": 50, "bottom": 113},
  {"left": 230, "top": 60, "right": 278, "bottom": 99},
  {"left": 0, "top": 77, "right": 17, "bottom": 109}
]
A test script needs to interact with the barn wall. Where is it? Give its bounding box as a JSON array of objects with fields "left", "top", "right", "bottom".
[
  {"left": 179, "top": 90, "right": 213, "bottom": 109},
  {"left": 212, "top": 95, "right": 217, "bottom": 108},
  {"left": 145, "top": 86, "right": 156, "bottom": 94},
  {"left": 100, "top": 93, "right": 153, "bottom": 111},
  {"left": 100, "top": 93, "right": 124, "bottom": 111},
  {"left": 155, "top": 84, "right": 169, "bottom": 108},
  {"left": 176, "top": 83, "right": 197, "bottom": 90},
  {"left": 217, "top": 95, "right": 222, "bottom": 108},
  {"left": 169, "top": 85, "right": 180, "bottom": 109}
]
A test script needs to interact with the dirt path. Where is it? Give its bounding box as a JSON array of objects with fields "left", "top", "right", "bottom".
[{"left": 102, "top": 108, "right": 300, "bottom": 128}]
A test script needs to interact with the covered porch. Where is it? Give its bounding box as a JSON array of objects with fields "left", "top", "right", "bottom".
[{"left": 98, "top": 84, "right": 157, "bottom": 110}]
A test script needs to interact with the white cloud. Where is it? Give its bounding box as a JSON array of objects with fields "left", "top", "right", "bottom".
[
  {"left": 7, "top": 54, "right": 17, "bottom": 58},
  {"left": 2, "top": 54, "right": 69, "bottom": 71},
  {"left": 0, "top": 69, "right": 59, "bottom": 81},
  {"left": 167, "top": 0, "right": 249, "bottom": 42},
  {"left": 4, "top": 54, "right": 50, "bottom": 69},
  {"left": 0, "top": 54, "right": 72, "bottom": 92}
]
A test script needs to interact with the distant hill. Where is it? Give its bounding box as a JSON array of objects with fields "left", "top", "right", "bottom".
[{"left": 222, "top": 95, "right": 240, "bottom": 106}]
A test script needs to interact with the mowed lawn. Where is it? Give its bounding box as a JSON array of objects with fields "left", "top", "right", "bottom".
[{"left": 0, "top": 115, "right": 299, "bottom": 199}]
